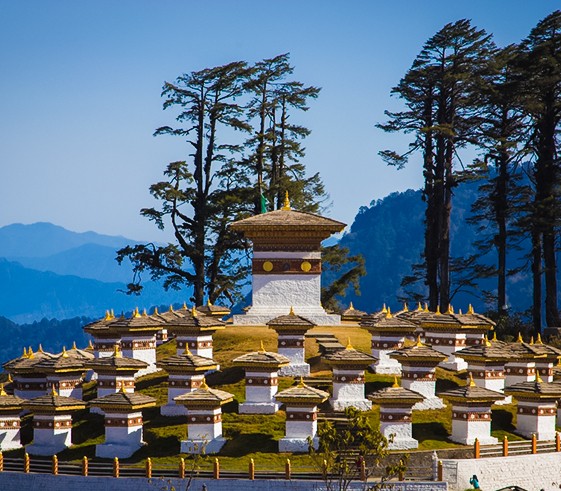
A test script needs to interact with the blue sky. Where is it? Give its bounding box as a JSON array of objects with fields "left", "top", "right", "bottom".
[{"left": 0, "top": 1, "right": 555, "bottom": 241}]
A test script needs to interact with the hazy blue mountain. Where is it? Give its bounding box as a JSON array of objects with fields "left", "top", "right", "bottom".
[
  {"left": 337, "top": 182, "right": 535, "bottom": 315},
  {"left": 11, "top": 243, "right": 134, "bottom": 283},
  {"left": 0, "top": 222, "right": 135, "bottom": 258},
  {"left": 0, "top": 259, "right": 189, "bottom": 323}
]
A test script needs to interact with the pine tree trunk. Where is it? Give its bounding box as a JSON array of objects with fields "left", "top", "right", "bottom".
[
  {"left": 543, "top": 229, "right": 560, "bottom": 326},
  {"left": 495, "top": 152, "right": 509, "bottom": 318},
  {"left": 531, "top": 227, "right": 543, "bottom": 334}
]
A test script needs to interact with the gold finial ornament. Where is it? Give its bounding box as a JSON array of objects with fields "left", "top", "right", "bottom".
[
  {"left": 446, "top": 305, "right": 453, "bottom": 315},
  {"left": 192, "top": 306, "right": 198, "bottom": 318},
  {"left": 281, "top": 191, "right": 291, "bottom": 211},
  {"left": 200, "top": 377, "right": 209, "bottom": 390},
  {"left": 423, "top": 303, "right": 429, "bottom": 313},
  {"left": 385, "top": 307, "right": 393, "bottom": 319},
  {"left": 417, "top": 302, "right": 423, "bottom": 312},
  {"left": 104, "top": 310, "right": 111, "bottom": 321},
  {"left": 72, "top": 341, "right": 77, "bottom": 350},
  {"left": 142, "top": 308, "right": 148, "bottom": 317},
  {"left": 297, "top": 376, "right": 305, "bottom": 388},
  {"left": 484, "top": 335, "right": 492, "bottom": 347},
  {"left": 536, "top": 333, "right": 543, "bottom": 344},
  {"left": 530, "top": 336, "right": 534, "bottom": 345},
  {"left": 349, "top": 301, "right": 355, "bottom": 310},
  {"left": 492, "top": 331, "right": 497, "bottom": 342},
  {"left": 415, "top": 334, "right": 423, "bottom": 347},
  {"left": 62, "top": 347, "right": 68, "bottom": 358},
  {"left": 517, "top": 332, "right": 523, "bottom": 343},
  {"left": 0, "top": 384, "right": 6, "bottom": 396},
  {"left": 110, "top": 309, "right": 115, "bottom": 318},
  {"left": 392, "top": 376, "right": 399, "bottom": 388},
  {"left": 468, "top": 304, "right": 475, "bottom": 315},
  {"left": 468, "top": 372, "right": 476, "bottom": 387},
  {"left": 119, "top": 384, "right": 127, "bottom": 394},
  {"left": 7, "top": 374, "right": 13, "bottom": 383},
  {"left": 88, "top": 340, "right": 94, "bottom": 350},
  {"left": 259, "top": 340, "right": 266, "bottom": 353},
  {"left": 38, "top": 344, "right": 44, "bottom": 353},
  {"left": 381, "top": 304, "right": 387, "bottom": 314},
  {"left": 289, "top": 306, "right": 295, "bottom": 316},
  {"left": 183, "top": 301, "right": 187, "bottom": 310},
  {"left": 51, "top": 385, "right": 58, "bottom": 397},
  {"left": 403, "top": 302, "right": 409, "bottom": 312},
  {"left": 113, "top": 344, "right": 122, "bottom": 358},
  {"left": 28, "top": 347, "right": 34, "bottom": 359},
  {"left": 207, "top": 299, "right": 212, "bottom": 306},
  {"left": 458, "top": 309, "right": 463, "bottom": 315},
  {"left": 435, "top": 305, "right": 441, "bottom": 315},
  {"left": 133, "top": 307, "right": 141, "bottom": 318},
  {"left": 346, "top": 337, "right": 353, "bottom": 350},
  {"left": 22, "top": 347, "right": 27, "bottom": 358}
]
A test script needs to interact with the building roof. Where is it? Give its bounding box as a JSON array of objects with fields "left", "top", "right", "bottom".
[
  {"left": 504, "top": 375, "right": 561, "bottom": 399},
  {"left": 440, "top": 375, "right": 505, "bottom": 403},
  {"left": 34, "top": 348, "right": 87, "bottom": 373},
  {"left": 389, "top": 337, "right": 448, "bottom": 362},
  {"left": 3, "top": 348, "right": 56, "bottom": 373},
  {"left": 275, "top": 378, "right": 329, "bottom": 405},
  {"left": 87, "top": 346, "right": 149, "bottom": 372},
  {"left": 232, "top": 345, "right": 290, "bottom": 369},
  {"left": 0, "top": 385, "right": 25, "bottom": 411},
  {"left": 507, "top": 334, "right": 561, "bottom": 361},
  {"left": 340, "top": 302, "right": 367, "bottom": 321},
  {"left": 360, "top": 309, "right": 418, "bottom": 331},
  {"left": 161, "top": 306, "right": 226, "bottom": 331},
  {"left": 196, "top": 300, "right": 231, "bottom": 317},
  {"left": 83, "top": 311, "right": 115, "bottom": 334},
  {"left": 324, "top": 340, "right": 376, "bottom": 366},
  {"left": 89, "top": 390, "right": 156, "bottom": 410},
  {"left": 174, "top": 380, "right": 234, "bottom": 407},
  {"left": 367, "top": 379, "right": 424, "bottom": 405},
  {"left": 267, "top": 309, "right": 316, "bottom": 328},
  {"left": 158, "top": 350, "right": 218, "bottom": 372},
  {"left": 455, "top": 337, "right": 513, "bottom": 362},
  {"left": 108, "top": 309, "right": 163, "bottom": 332},
  {"left": 23, "top": 388, "right": 86, "bottom": 412}
]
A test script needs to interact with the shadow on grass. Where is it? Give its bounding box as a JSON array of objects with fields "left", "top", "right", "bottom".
[
  {"left": 491, "top": 409, "right": 515, "bottom": 432},
  {"left": 413, "top": 422, "right": 450, "bottom": 443},
  {"left": 220, "top": 433, "right": 277, "bottom": 456},
  {"left": 136, "top": 373, "right": 168, "bottom": 390},
  {"left": 207, "top": 367, "right": 244, "bottom": 386},
  {"left": 365, "top": 380, "right": 393, "bottom": 393}
]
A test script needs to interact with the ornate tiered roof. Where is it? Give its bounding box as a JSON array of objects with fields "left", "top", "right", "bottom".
[
  {"left": 0, "top": 385, "right": 24, "bottom": 412},
  {"left": 389, "top": 336, "right": 448, "bottom": 362},
  {"left": 324, "top": 339, "right": 376, "bottom": 367},
  {"left": 440, "top": 374, "right": 505, "bottom": 404},
  {"left": 504, "top": 374, "right": 561, "bottom": 400},
  {"left": 267, "top": 309, "right": 316, "bottom": 330},
  {"left": 158, "top": 349, "right": 218, "bottom": 373},
  {"left": 196, "top": 300, "right": 231, "bottom": 317},
  {"left": 455, "top": 336, "right": 513, "bottom": 362},
  {"left": 360, "top": 309, "right": 418, "bottom": 332},
  {"left": 89, "top": 390, "right": 156, "bottom": 411},
  {"left": 418, "top": 305, "right": 495, "bottom": 331},
  {"left": 340, "top": 302, "right": 367, "bottom": 322},
  {"left": 23, "top": 388, "right": 86, "bottom": 413},
  {"left": 162, "top": 306, "right": 226, "bottom": 332},
  {"left": 174, "top": 379, "right": 234, "bottom": 407},
  {"left": 83, "top": 310, "right": 115, "bottom": 334},
  {"left": 87, "top": 346, "right": 148, "bottom": 373},
  {"left": 508, "top": 333, "right": 561, "bottom": 361},
  {"left": 34, "top": 347, "right": 87, "bottom": 373},
  {"left": 367, "top": 378, "right": 424, "bottom": 405},
  {"left": 109, "top": 309, "right": 163, "bottom": 332},
  {"left": 3, "top": 347, "right": 56, "bottom": 373},
  {"left": 275, "top": 378, "right": 329, "bottom": 405},
  {"left": 232, "top": 343, "right": 290, "bottom": 369}
]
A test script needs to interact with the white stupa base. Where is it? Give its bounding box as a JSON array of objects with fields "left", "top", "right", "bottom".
[
  {"left": 413, "top": 397, "right": 446, "bottom": 411},
  {"left": 0, "top": 433, "right": 21, "bottom": 451},
  {"left": 372, "top": 363, "right": 402, "bottom": 375},
  {"left": 330, "top": 398, "right": 372, "bottom": 412},
  {"left": 160, "top": 404, "right": 188, "bottom": 417},
  {"left": 96, "top": 442, "right": 145, "bottom": 459},
  {"left": 26, "top": 442, "right": 68, "bottom": 456},
  {"left": 279, "top": 363, "right": 310, "bottom": 377},
  {"left": 239, "top": 402, "right": 280, "bottom": 414},
  {"left": 279, "top": 436, "right": 318, "bottom": 453},
  {"left": 180, "top": 437, "right": 226, "bottom": 455},
  {"left": 493, "top": 396, "right": 512, "bottom": 405},
  {"left": 234, "top": 304, "right": 339, "bottom": 326},
  {"left": 388, "top": 437, "right": 419, "bottom": 450},
  {"left": 449, "top": 434, "right": 498, "bottom": 446},
  {"left": 439, "top": 359, "right": 468, "bottom": 371}
]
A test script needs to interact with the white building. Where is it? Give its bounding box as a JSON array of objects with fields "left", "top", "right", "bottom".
[{"left": 0, "top": 385, "right": 24, "bottom": 451}]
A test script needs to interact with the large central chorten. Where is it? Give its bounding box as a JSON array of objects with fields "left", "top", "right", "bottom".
[{"left": 230, "top": 193, "right": 345, "bottom": 325}]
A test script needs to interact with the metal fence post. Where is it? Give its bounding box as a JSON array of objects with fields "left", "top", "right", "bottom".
[
  {"left": 213, "top": 458, "right": 220, "bottom": 479},
  {"left": 179, "top": 457, "right": 185, "bottom": 479},
  {"left": 437, "top": 461, "right": 443, "bottom": 482},
  {"left": 531, "top": 434, "right": 537, "bottom": 454},
  {"left": 285, "top": 459, "right": 291, "bottom": 480},
  {"left": 82, "top": 456, "right": 88, "bottom": 476},
  {"left": 113, "top": 457, "right": 119, "bottom": 478},
  {"left": 249, "top": 458, "right": 255, "bottom": 480},
  {"left": 52, "top": 455, "right": 58, "bottom": 475},
  {"left": 146, "top": 457, "right": 152, "bottom": 478},
  {"left": 24, "top": 453, "right": 30, "bottom": 473},
  {"left": 503, "top": 436, "right": 508, "bottom": 457},
  {"left": 474, "top": 438, "right": 480, "bottom": 459}
]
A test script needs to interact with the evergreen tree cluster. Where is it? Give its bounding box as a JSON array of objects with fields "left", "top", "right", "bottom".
[{"left": 379, "top": 11, "right": 561, "bottom": 333}]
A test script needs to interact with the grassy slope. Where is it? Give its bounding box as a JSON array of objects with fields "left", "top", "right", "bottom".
[{"left": 4, "top": 324, "right": 534, "bottom": 471}]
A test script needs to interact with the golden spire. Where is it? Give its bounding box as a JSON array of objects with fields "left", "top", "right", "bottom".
[
  {"left": 289, "top": 306, "right": 295, "bottom": 316},
  {"left": 484, "top": 335, "right": 492, "bottom": 347},
  {"left": 72, "top": 341, "right": 77, "bottom": 350},
  {"left": 392, "top": 376, "right": 400, "bottom": 388},
  {"left": 119, "top": 383, "right": 127, "bottom": 394},
  {"left": 346, "top": 337, "right": 353, "bottom": 350},
  {"left": 281, "top": 191, "right": 291, "bottom": 211},
  {"left": 113, "top": 344, "right": 122, "bottom": 358},
  {"left": 468, "top": 372, "right": 476, "bottom": 387},
  {"left": 297, "top": 376, "right": 306, "bottom": 388},
  {"left": 467, "top": 304, "right": 475, "bottom": 315},
  {"left": 142, "top": 308, "right": 148, "bottom": 317},
  {"left": 385, "top": 307, "right": 393, "bottom": 319},
  {"left": 7, "top": 374, "right": 13, "bottom": 383},
  {"left": 200, "top": 377, "right": 209, "bottom": 390},
  {"left": 192, "top": 306, "right": 198, "bottom": 318},
  {"left": 183, "top": 301, "right": 188, "bottom": 310},
  {"left": 88, "top": 339, "right": 94, "bottom": 350},
  {"left": 153, "top": 306, "right": 159, "bottom": 315},
  {"left": 259, "top": 340, "right": 266, "bottom": 353},
  {"left": 381, "top": 303, "right": 387, "bottom": 314},
  {"left": 529, "top": 336, "right": 534, "bottom": 345},
  {"left": 417, "top": 302, "right": 423, "bottom": 312},
  {"left": 0, "top": 384, "right": 6, "bottom": 397},
  {"left": 207, "top": 299, "right": 212, "bottom": 307},
  {"left": 51, "top": 385, "right": 58, "bottom": 397},
  {"left": 536, "top": 333, "right": 543, "bottom": 345},
  {"left": 104, "top": 310, "right": 111, "bottom": 321},
  {"left": 435, "top": 305, "right": 441, "bottom": 315},
  {"left": 492, "top": 331, "right": 497, "bottom": 342},
  {"left": 403, "top": 302, "right": 409, "bottom": 312},
  {"left": 133, "top": 307, "right": 141, "bottom": 318},
  {"left": 349, "top": 301, "right": 355, "bottom": 311},
  {"left": 27, "top": 347, "right": 34, "bottom": 359},
  {"left": 182, "top": 345, "right": 192, "bottom": 356},
  {"left": 446, "top": 305, "right": 453, "bottom": 315},
  {"left": 423, "top": 303, "right": 429, "bottom": 312},
  {"left": 38, "top": 344, "right": 44, "bottom": 353},
  {"left": 22, "top": 347, "right": 28, "bottom": 358},
  {"left": 110, "top": 309, "right": 115, "bottom": 319},
  {"left": 415, "top": 334, "right": 423, "bottom": 347},
  {"left": 517, "top": 332, "right": 523, "bottom": 343},
  {"left": 536, "top": 371, "right": 543, "bottom": 384},
  {"left": 61, "top": 347, "right": 68, "bottom": 358},
  {"left": 458, "top": 309, "right": 463, "bottom": 315},
  {"left": 169, "top": 304, "right": 174, "bottom": 312}
]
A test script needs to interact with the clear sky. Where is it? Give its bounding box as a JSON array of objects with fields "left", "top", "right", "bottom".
[{"left": 0, "top": 1, "right": 556, "bottom": 241}]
